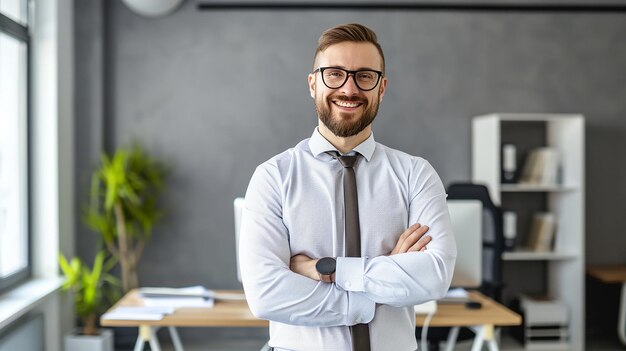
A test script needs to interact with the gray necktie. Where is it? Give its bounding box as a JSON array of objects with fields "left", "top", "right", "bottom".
[{"left": 330, "top": 152, "right": 371, "bottom": 351}]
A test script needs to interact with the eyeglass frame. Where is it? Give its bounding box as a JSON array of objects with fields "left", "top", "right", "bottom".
[{"left": 312, "top": 66, "right": 384, "bottom": 92}]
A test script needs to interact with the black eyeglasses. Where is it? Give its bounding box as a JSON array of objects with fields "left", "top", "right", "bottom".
[{"left": 313, "top": 67, "right": 383, "bottom": 91}]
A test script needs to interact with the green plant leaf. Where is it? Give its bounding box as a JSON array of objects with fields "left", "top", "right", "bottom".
[
  {"left": 83, "top": 145, "right": 166, "bottom": 293},
  {"left": 59, "top": 253, "right": 79, "bottom": 290}
]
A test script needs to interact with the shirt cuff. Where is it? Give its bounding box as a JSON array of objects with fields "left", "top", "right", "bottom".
[
  {"left": 336, "top": 257, "right": 366, "bottom": 292},
  {"left": 346, "top": 291, "right": 375, "bottom": 325}
]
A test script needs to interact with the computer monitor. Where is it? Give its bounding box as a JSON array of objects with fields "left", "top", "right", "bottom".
[
  {"left": 447, "top": 199, "right": 483, "bottom": 288},
  {"left": 234, "top": 198, "right": 483, "bottom": 288}
]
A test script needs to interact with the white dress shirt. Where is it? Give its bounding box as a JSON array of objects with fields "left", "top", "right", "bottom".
[{"left": 240, "top": 129, "right": 457, "bottom": 351}]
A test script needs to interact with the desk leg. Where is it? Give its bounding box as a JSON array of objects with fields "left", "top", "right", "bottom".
[
  {"left": 133, "top": 334, "right": 145, "bottom": 351},
  {"left": 132, "top": 325, "right": 163, "bottom": 351},
  {"left": 617, "top": 282, "right": 626, "bottom": 345},
  {"left": 469, "top": 325, "right": 498, "bottom": 351},
  {"left": 168, "top": 326, "right": 184, "bottom": 351},
  {"left": 443, "top": 327, "right": 460, "bottom": 351},
  {"left": 134, "top": 325, "right": 153, "bottom": 351},
  {"left": 148, "top": 326, "right": 162, "bottom": 351}
]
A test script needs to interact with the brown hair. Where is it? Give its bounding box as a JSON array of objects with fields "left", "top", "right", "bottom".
[{"left": 313, "top": 23, "right": 385, "bottom": 73}]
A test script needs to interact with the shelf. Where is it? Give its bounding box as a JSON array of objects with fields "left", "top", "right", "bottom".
[
  {"left": 473, "top": 114, "right": 585, "bottom": 350},
  {"left": 500, "top": 184, "right": 578, "bottom": 192},
  {"left": 502, "top": 251, "right": 578, "bottom": 261}
]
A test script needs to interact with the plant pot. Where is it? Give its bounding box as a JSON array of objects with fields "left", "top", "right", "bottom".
[{"left": 64, "top": 328, "right": 113, "bottom": 351}]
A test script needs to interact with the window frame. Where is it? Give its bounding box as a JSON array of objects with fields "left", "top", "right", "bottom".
[{"left": 0, "top": 9, "right": 31, "bottom": 293}]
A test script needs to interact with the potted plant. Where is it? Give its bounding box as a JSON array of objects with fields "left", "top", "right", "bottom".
[
  {"left": 59, "top": 251, "right": 120, "bottom": 351},
  {"left": 84, "top": 146, "right": 166, "bottom": 292}
]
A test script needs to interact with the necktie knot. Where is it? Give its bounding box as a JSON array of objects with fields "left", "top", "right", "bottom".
[{"left": 328, "top": 152, "right": 359, "bottom": 168}]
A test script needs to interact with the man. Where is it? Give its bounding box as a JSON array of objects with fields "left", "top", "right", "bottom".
[{"left": 240, "top": 23, "right": 457, "bottom": 351}]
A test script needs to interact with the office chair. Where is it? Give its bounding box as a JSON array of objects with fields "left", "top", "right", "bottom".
[{"left": 416, "top": 183, "right": 505, "bottom": 351}]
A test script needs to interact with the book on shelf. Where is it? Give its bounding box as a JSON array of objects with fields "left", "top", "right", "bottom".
[
  {"left": 518, "top": 147, "right": 561, "bottom": 185},
  {"left": 525, "top": 212, "right": 557, "bottom": 252}
]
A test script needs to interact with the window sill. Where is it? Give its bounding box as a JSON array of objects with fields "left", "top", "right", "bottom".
[{"left": 0, "top": 277, "right": 64, "bottom": 330}]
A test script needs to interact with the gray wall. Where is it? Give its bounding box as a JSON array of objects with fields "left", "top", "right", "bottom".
[{"left": 75, "top": 0, "right": 626, "bottom": 341}]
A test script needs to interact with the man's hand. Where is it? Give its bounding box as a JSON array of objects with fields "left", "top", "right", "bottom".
[
  {"left": 290, "top": 254, "right": 322, "bottom": 281},
  {"left": 390, "top": 223, "right": 431, "bottom": 255}
]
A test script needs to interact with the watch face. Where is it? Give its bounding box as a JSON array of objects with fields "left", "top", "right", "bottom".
[{"left": 316, "top": 257, "right": 336, "bottom": 275}]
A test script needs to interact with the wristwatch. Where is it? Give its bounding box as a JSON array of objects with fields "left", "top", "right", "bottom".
[{"left": 316, "top": 257, "right": 336, "bottom": 282}]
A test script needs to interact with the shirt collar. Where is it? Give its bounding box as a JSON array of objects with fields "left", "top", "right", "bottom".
[{"left": 308, "top": 127, "right": 375, "bottom": 162}]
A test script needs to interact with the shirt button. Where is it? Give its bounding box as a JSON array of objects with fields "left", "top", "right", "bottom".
[
  {"left": 345, "top": 281, "right": 352, "bottom": 288},
  {"left": 356, "top": 317, "right": 362, "bottom": 323}
]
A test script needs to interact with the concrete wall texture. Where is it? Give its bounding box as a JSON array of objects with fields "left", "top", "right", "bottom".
[{"left": 75, "top": 0, "right": 626, "bottom": 340}]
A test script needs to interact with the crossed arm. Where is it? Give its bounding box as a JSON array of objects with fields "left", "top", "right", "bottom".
[{"left": 290, "top": 223, "right": 432, "bottom": 283}]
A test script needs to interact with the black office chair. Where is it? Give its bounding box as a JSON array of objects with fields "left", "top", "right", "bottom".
[{"left": 416, "top": 183, "right": 505, "bottom": 351}]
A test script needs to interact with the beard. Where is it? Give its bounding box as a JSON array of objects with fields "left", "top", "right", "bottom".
[{"left": 315, "top": 92, "right": 380, "bottom": 138}]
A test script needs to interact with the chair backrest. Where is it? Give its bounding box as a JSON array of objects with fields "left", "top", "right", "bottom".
[
  {"left": 234, "top": 197, "right": 245, "bottom": 283},
  {"left": 447, "top": 183, "right": 504, "bottom": 301}
]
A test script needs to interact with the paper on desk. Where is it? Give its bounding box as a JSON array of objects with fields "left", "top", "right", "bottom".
[
  {"left": 138, "top": 286, "right": 246, "bottom": 306},
  {"left": 446, "top": 288, "right": 469, "bottom": 298},
  {"left": 140, "top": 285, "right": 214, "bottom": 299},
  {"left": 213, "top": 291, "right": 246, "bottom": 301},
  {"left": 142, "top": 297, "right": 215, "bottom": 308},
  {"left": 139, "top": 285, "right": 215, "bottom": 308},
  {"left": 438, "top": 288, "right": 470, "bottom": 303},
  {"left": 102, "top": 313, "right": 164, "bottom": 321},
  {"left": 102, "top": 306, "right": 174, "bottom": 321}
]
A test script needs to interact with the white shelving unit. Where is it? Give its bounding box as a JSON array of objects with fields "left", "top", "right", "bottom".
[{"left": 472, "top": 113, "right": 585, "bottom": 351}]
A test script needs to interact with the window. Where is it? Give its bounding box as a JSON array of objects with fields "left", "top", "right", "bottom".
[
  {"left": 0, "top": 0, "right": 29, "bottom": 292},
  {"left": 0, "top": 0, "right": 27, "bottom": 25}
]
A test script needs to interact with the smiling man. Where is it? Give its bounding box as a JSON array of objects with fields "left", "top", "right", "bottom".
[{"left": 240, "top": 23, "right": 457, "bottom": 351}]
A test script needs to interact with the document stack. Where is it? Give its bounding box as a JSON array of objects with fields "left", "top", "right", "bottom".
[
  {"left": 139, "top": 286, "right": 215, "bottom": 308},
  {"left": 518, "top": 295, "right": 569, "bottom": 350},
  {"left": 102, "top": 306, "right": 174, "bottom": 321}
]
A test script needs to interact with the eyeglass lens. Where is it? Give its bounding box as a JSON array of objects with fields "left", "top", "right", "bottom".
[{"left": 321, "top": 68, "right": 380, "bottom": 91}]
